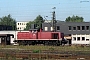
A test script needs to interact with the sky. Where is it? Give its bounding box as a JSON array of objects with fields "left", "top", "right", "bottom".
[{"left": 0, "top": 0, "right": 90, "bottom": 22}]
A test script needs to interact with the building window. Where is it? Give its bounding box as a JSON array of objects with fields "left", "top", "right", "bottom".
[
  {"left": 22, "top": 23, "right": 23, "bottom": 25},
  {"left": 20, "top": 27, "right": 21, "bottom": 30},
  {"left": 51, "top": 27, "right": 53, "bottom": 31},
  {"left": 73, "top": 37, "right": 76, "bottom": 41},
  {"left": 82, "top": 37, "right": 85, "bottom": 41},
  {"left": 45, "top": 27, "right": 48, "bottom": 31},
  {"left": 17, "top": 28, "right": 19, "bottom": 30},
  {"left": 86, "top": 39, "right": 89, "bottom": 41},
  {"left": 18, "top": 23, "right": 19, "bottom": 25},
  {"left": 68, "top": 26, "right": 71, "bottom": 30},
  {"left": 73, "top": 27, "right": 76, "bottom": 30},
  {"left": 77, "top": 26, "right": 80, "bottom": 30},
  {"left": 57, "top": 26, "right": 60, "bottom": 30},
  {"left": 82, "top": 26, "right": 85, "bottom": 30},
  {"left": 22, "top": 27, "right": 23, "bottom": 29},
  {"left": 20, "top": 23, "right": 21, "bottom": 25},
  {"left": 77, "top": 37, "right": 80, "bottom": 41},
  {"left": 86, "top": 26, "right": 89, "bottom": 30}
]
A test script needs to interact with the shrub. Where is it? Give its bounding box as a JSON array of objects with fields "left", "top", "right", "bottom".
[
  {"left": 49, "top": 47, "right": 54, "bottom": 51},
  {"left": 33, "top": 50, "right": 41, "bottom": 53}
]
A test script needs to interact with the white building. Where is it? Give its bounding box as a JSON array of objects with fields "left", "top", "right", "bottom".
[
  {"left": 72, "top": 34, "right": 90, "bottom": 45},
  {"left": 16, "top": 21, "right": 29, "bottom": 30}
]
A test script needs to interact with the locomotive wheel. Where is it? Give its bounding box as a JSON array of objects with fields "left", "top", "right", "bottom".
[
  {"left": 56, "top": 41, "right": 60, "bottom": 46},
  {"left": 44, "top": 41, "right": 48, "bottom": 45}
]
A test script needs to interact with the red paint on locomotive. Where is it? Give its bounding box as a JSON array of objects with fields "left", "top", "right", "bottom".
[
  {"left": 17, "top": 31, "right": 38, "bottom": 40},
  {"left": 38, "top": 32, "right": 62, "bottom": 40},
  {"left": 16, "top": 29, "right": 66, "bottom": 45},
  {"left": 17, "top": 31, "right": 63, "bottom": 40}
]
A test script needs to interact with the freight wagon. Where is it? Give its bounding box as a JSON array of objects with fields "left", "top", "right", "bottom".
[{"left": 16, "top": 29, "right": 68, "bottom": 46}]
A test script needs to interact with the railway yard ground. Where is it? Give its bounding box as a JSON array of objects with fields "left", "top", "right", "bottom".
[{"left": 0, "top": 45, "right": 90, "bottom": 60}]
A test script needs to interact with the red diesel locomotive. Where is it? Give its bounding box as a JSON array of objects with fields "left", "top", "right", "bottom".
[{"left": 16, "top": 29, "right": 67, "bottom": 46}]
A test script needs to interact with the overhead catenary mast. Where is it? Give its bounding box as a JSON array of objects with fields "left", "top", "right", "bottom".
[{"left": 52, "top": 7, "right": 56, "bottom": 32}]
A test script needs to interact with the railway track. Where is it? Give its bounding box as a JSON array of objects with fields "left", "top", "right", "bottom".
[
  {"left": 0, "top": 52, "right": 90, "bottom": 60},
  {"left": 0, "top": 49, "right": 90, "bottom": 60}
]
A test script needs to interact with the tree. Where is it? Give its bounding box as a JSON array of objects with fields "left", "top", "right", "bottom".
[
  {"left": 0, "top": 14, "right": 16, "bottom": 30},
  {"left": 24, "top": 21, "right": 34, "bottom": 30},
  {"left": 24, "top": 15, "right": 44, "bottom": 30},
  {"left": 65, "top": 15, "right": 84, "bottom": 22},
  {"left": 34, "top": 15, "right": 44, "bottom": 29}
]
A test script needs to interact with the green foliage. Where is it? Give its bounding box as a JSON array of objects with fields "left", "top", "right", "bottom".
[
  {"left": 65, "top": 15, "right": 84, "bottom": 22},
  {"left": 24, "top": 15, "right": 44, "bottom": 30},
  {"left": 33, "top": 50, "right": 41, "bottom": 53},
  {"left": 24, "top": 21, "right": 34, "bottom": 30},
  {"left": 49, "top": 47, "right": 54, "bottom": 51},
  {"left": 34, "top": 15, "right": 44, "bottom": 29},
  {"left": 0, "top": 14, "right": 16, "bottom": 30}
]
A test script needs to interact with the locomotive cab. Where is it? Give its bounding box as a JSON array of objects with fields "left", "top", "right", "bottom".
[{"left": 52, "top": 33, "right": 59, "bottom": 39}]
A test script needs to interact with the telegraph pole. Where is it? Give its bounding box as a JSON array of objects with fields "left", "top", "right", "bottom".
[{"left": 52, "top": 7, "right": 56, "bottom": 32}]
